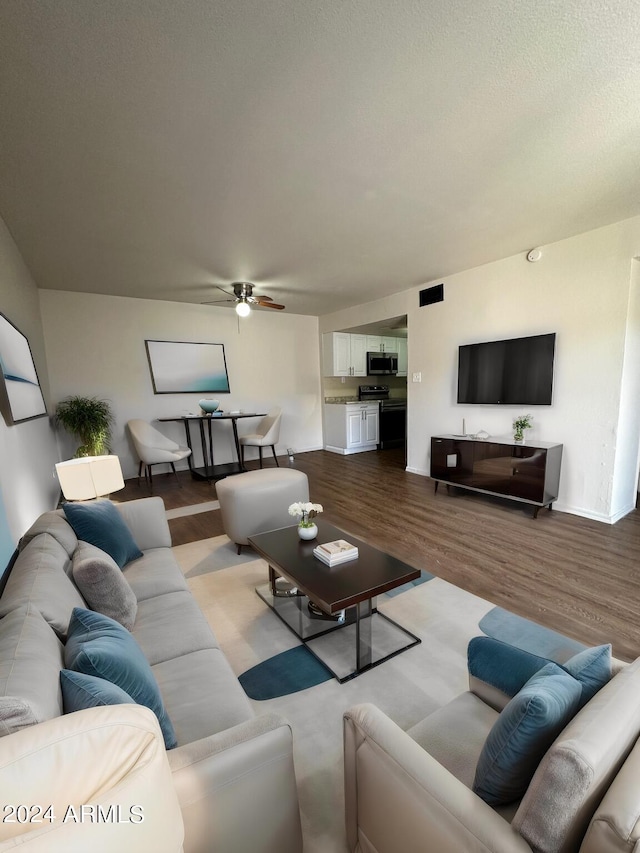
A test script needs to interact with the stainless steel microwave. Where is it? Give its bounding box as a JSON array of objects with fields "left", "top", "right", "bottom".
[{"left": 367, "top": 351, "right": 398, "bottom": 375}]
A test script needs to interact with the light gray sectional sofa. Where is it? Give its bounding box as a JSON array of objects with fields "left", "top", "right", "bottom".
[{"left": 0, "top": 497, "right": 303, "bottom": 853}]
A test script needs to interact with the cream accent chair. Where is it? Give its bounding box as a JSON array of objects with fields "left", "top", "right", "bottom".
[
  {"left": 0, "top": 704, "right": 184, "bottom": 852},
  {"left": 344, "top": 656, "right": 640, "bottom": 853},
  {"left": 127, "top": 419, "right": 192, "bottom": 487},
  {"left": 239, "top": 407, "right": 282, "bottom": 468}
]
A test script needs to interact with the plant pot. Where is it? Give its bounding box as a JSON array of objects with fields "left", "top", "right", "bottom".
[{"left": 298, "top": 523, "right": 318, "bottom": 541}]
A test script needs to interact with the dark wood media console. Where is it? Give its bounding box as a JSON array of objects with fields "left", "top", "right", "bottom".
[{"left": 430, "top": 435, "right": 563, "bottom": 517}]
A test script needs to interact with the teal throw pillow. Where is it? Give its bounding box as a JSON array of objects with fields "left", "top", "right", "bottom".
[
  {"left": 63, "top": 500, "right": 143, "bottom": 569},
  {"left": 563, "top": 644, "right": 612, "bottom": 707},
  {"left": 473, "top": 662, "right": 582, "bottom": 806},
  {"left": 60, "top": 669, "right": 135, "bottom": 713},
  {"left": 64, "top": 607, "right": 177, "bottom": 749},
  {"left": 467, "top": 636, "right": 550, "bottom": 699}
]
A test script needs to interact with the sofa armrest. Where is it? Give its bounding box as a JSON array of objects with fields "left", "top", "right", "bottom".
[
  {"left": 0, "top": 704, "right": 183, "bottom": 852},
  {"left": 579, "top": 736, "right": 640, "bottom": 853},
  {"left": 344, "top": 703, "right": 532, "bottom": 853},
  {"left": 167, "top": 713, "right": 302, "bottom": 853},
  {"left": 115, "top": 497, "right": 172, "bottom": 551}
]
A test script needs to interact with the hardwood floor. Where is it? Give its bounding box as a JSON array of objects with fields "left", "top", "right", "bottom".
[{"left": 118, "top": 450, "right": 640, "bottom": 662}]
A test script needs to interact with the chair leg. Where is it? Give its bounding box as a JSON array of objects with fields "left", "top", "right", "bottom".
[
  {"left": 148, "top": 464, "right": 153, "bottom": 491},
  {"left": 137, "top": 461, "right": 143, "bottom": 486},
  {"left": 170, "top": 462, "right": 182, "bottom": 487},
  {"left": 258, "top": 447, "right": 263, "bottom": 469},
  {"left": 237, "top": 544, "right": 242, "bottom": 555},
  {"left": 271, "top": 445, "right": 279, "bottom": 467},
  {"left": 240, "top": 444, "right": 245, "bottom": 467}
]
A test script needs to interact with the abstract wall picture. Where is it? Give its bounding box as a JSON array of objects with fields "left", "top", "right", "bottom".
[
  {"left": 0, "top": 312, "right": 47, "bottom": 424},
  {"left": 145, "top": 340, "right": 231, "bottom": 394}
]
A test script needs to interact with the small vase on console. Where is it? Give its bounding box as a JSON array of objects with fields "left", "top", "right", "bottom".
[
  {"left": 298, "top": 523, "right": 318, "bottom": 541},
  {"left": 289, "top": 500, "right": 323, "bottom": 542}
]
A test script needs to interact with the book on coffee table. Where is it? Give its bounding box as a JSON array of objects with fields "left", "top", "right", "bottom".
[{"left": 313, "top": 539, "right": 358, "bottom": 566}]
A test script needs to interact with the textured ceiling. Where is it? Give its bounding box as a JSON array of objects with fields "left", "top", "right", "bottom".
[{"left": 0, "top": 0, "right": 639, "bottom": 316}]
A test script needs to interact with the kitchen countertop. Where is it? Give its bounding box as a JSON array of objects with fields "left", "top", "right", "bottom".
[{"left": 323, "top": 396, "right": 407, "bottom": 404}]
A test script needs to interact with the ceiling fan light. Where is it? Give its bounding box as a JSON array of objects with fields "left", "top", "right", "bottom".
[{"left": 235, "top": 300, "right": 251, "bottom": 317}]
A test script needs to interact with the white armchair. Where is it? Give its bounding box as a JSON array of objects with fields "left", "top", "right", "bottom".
[
  {"left": 239, "top": 407, "right": 282, "bottom": 468},
  {"left": 344, "top": 652, "right": 640, "bottom": 853},
  {"left": 127, "top": 419, "right": 191, "bottom": 487}
]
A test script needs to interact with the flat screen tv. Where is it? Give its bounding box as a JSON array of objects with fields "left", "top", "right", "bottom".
[{"left": 457, "top": 333, "right": 556, "bottom": 405}]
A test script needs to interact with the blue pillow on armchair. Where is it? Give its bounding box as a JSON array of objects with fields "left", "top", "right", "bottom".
[
  {"left": 64, "top": 607, "right": 177, "bottom": 749},
  {"left": 63, "top": 500, "right": 143, "bottom": 569},
  {"left": 468, "top": 636, "right": 612, "bottom": 710},
  {"left": 473, "top": 662, "right": 582, "bottom": 806}
]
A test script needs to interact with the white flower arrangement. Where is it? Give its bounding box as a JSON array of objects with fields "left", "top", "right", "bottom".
[{"left": 288, "top": 501, "right": 323, "bottom": 528}]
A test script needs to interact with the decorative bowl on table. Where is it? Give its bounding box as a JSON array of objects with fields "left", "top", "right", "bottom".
[{"left": 198, "top": 399, "right": 220, "bottom": 414}]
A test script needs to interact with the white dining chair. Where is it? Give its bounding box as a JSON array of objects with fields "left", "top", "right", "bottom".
[
  {"left": 238, "top": 407, "right": 282, "bottom": 468},
  {"left": 127, "top": 419, "right": 192, "bottom": 487}
]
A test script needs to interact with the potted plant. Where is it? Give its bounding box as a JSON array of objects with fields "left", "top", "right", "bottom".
[
  {"left": 288, "top": 501, "right": 323, "bottom": 540},
  {"left": 55, "top": 396, "right": 114, "bottom": 457},
  {"left": 513, "top": 413, "right": 533, "bottom": 443}
]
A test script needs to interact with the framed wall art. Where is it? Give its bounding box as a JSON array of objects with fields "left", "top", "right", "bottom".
[
  {"left": 145, "top": 339, "right": 231, "bottom": 394},
  {"left": 0, "top": 312, "right": 47, "bottom": 424}
]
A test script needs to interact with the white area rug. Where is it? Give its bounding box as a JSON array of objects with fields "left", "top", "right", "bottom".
[{"left": 173, "top": 534, "right": 497, "bottom": 852}]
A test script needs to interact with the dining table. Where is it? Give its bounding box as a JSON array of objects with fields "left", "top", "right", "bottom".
[{"left": 158, "top": 412, "right": 266, "bottom": 481}]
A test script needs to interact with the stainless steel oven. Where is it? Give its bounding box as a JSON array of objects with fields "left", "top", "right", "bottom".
[{"left": 358, "top": 386, "right": 407, "bottom": 450}]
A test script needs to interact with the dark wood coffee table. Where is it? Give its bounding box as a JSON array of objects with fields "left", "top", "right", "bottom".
[{"left": 248, "top": 519, "right": 421, "bottom": 682}]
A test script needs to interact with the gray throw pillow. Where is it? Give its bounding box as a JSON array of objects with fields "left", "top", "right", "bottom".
[{"left": 72, "top": 542, "right": 138, "bottom": 630}]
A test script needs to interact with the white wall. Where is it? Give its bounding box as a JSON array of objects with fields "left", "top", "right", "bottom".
[
  {"left": 321, "top": 216, "right": 640, "bottom": 522},
  {"left": 39, "top": 291, "right": 323, "bottom": 479},
  {"left": 611, "top": 257, "right": 640, "bottom": 519},
  {"left": 0, "top": 217, "right": 59, "bottom": 556}
]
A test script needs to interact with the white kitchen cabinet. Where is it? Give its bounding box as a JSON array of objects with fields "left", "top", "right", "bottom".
[
  {"left": 324, "top": 403, "right": 380, "bottom": 454},
  {"left": 366, "top": 335, "right": 382, "bottom": 353},
  {"left": 380, "top": 336, "right": 397, "bottom": 354},
  {"left": 396, "top": 338, "right": 408, "bottom": 376},
  {"left": 323, "top": 333, "right": 368, "bottom": 377},
  {"left": 350, "top": 334, "right": 368, "bottom": 376}
]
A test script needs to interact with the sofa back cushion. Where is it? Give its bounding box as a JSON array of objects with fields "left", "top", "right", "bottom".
[
  {"left": 19, "top": 510, "right": 78, "bottom": 562},
  {"left": 513, "top": 657, "right": 640, "bottom": 853},
  {"left": 0, "top": 533, "right": 86, "bottom": 637},
  {"left": 0, "top": 603, "right": 65, "bottom": 735}
]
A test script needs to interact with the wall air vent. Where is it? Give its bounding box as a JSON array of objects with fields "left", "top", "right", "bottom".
[{"left": 419, "top": 283, "right": 444, "bottom": 307}]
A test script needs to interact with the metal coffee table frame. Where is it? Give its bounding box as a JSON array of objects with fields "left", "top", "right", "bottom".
[{"left": 249, "top": 521, "right": 421, "bottom": 683}]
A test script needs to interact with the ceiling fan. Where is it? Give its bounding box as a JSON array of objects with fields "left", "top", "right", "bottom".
[{"left": 202, "top": 282, "right": 285, "bottom": 317}]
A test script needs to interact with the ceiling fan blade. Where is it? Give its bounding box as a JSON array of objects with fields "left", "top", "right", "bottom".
[
  {"left": 255, "top": 294, "right": 273, "bottom": 301},
  {"left": 256, "top": 300, "right": 285, "bottom": 310},
  {"left": 216, "top": 285, "right": 236, "bottom": 297},
  {"left": 201, "top": 298, "right": 235, "bottom": 305}
]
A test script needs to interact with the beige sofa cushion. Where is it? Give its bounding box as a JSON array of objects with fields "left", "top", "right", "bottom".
[
  {"left": 0, "top": 533, "right": 86, "bottom": 637},
  {"left": 407, "top": 692, "right": 499, "bottom": 788},
  {"left": 122, "top": 547, "right": 189, "bottom": 601},
  {"left": 513, "top": 657, "right": 640, "bottom": 853},
  {"left": 132, "top": 591, "right": 219, "bottom": 665},
  {"left": 0, "top": 603, "right": 64, "bottom": 735},
  {"left": 153, "top": 648, "right": 253, "bottom": 746}
]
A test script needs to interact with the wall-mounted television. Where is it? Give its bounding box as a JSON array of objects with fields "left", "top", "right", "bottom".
[{"left": 457, "top": 333, "right": 556, "bottom": 405}]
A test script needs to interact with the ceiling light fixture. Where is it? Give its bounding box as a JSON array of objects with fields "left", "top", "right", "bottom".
[{"left": 235, "top": 299, "right": 251, "bottom": 317}]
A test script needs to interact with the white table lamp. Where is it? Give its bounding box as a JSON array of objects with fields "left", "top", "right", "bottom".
[{"left": 55, "top": 455, "right": 125, "bottom": 501}]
